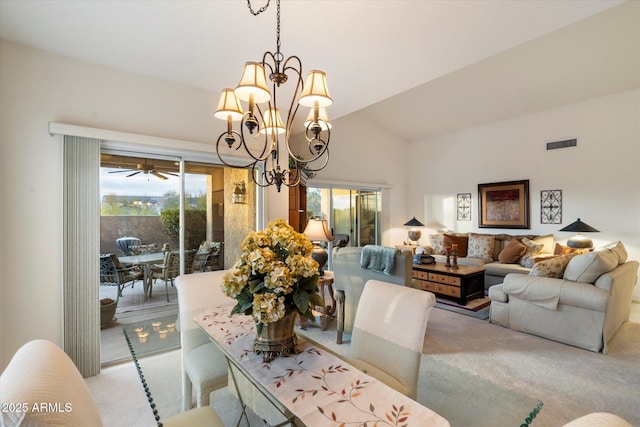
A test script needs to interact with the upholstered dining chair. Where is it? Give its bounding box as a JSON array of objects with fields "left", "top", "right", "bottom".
[
  {"left": 350, "top": 279, "right": 436, "bottom": 400},
  {"left": 175, "top": 270, "right": 232, "bottom": 410}
]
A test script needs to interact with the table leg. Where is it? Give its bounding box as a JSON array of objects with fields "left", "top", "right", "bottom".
[{"left": 335, "top": 290, "right": 345, "bottom": 344}]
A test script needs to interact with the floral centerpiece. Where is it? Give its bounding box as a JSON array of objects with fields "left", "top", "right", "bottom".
[{"left": 221, "top": 219, "right": 323, "bottom": 360}]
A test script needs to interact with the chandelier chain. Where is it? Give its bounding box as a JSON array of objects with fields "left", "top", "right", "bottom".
[{"left": 246, "top": 0, "right": 270, "bottom": 16}]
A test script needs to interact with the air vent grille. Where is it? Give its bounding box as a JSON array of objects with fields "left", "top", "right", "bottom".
[{"left": 546, "top": 139, "right": 577, "bottom": 150}]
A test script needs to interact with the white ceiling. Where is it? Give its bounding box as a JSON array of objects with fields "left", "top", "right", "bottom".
[{"left": 1, "top": 0, "right": 638, "bottom": 141}]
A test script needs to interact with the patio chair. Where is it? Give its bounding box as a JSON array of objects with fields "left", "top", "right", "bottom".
[
  {"left": 99, "top": 253, "right": 142, "bottom": 303},
  {"left": 150, "top": 250, "right": 180, "bottom": 302},
  {"left": 192, "top": 242, "right": 223, "bottom": 272},
  {"left": 130, "top": 243, "right": 159, "bottom": 255},
  {"left": 184, "top": 249, "right": 197, "bottom": 275}
]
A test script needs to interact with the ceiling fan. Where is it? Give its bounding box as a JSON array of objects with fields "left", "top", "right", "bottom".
[{"left": 108, "top": 162, "right": 178, "bottom": 181}]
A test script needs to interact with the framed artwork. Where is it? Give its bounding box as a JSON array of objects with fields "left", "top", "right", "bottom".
[
  {"left": 457, "top": 193, "right": 471, "bottom": 221},
  {"left": 478, "top": 180, "right": 530, "bottom": 229},
  {"left": 540, "top": 190, "right": 562, "bottom": 224}
]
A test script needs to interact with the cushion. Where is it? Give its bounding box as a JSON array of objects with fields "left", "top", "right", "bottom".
[
  {"left": 467, "top": 233, "right": 495, "bottom": 260},
  {"left": 518, "top": 237, "right": 544, "bottom": 268},
  {"left": 563, "top": 250, "right": 619, "bottom": 283},
  {"left": 498, "top": 239, "right": 527, "bottom": 264},
  {"left": 529, "top": 253, "right": 579, "bottom": 278},
  {"left": 604, "top": 241, "right": 627, "bottom": 265},
  {"left": 429, "top": 234, "right": 444, "bottom": 255},
  {"left": 554, "top": 243, "right": 590, "bottom": 255},
  {"left": 443, "top": 234, "right": 468, "bottom": 257},
  {"left": 533, "top": 234, "right": 555, "bottom": 254}
]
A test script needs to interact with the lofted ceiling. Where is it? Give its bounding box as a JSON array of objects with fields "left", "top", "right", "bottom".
[{"left": 1, "top": 0, "right": 638, "bottom": 142}]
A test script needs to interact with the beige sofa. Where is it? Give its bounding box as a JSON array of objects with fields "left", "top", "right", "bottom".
[
  {"left": 332, "top": 246, "right": 413, "bottom": 344},
  {"left": 488, "top": 244, "right": 638, "bottom": 353},
  {"left": 419, "top": 232, "right": 555, "bottom": 292}
]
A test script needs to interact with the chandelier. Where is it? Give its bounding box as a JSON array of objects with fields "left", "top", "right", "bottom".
[{"left": 214, "top": 0, "right": 333, "bottom": 192}]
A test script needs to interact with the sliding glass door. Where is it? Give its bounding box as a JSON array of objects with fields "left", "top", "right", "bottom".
[{"left": 307, "top": 186, "right": 381, "bottom": 267}]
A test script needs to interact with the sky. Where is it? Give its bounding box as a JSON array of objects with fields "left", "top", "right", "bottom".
[{"left": 100, "top": 167, "right": 207, "bottom": 199}]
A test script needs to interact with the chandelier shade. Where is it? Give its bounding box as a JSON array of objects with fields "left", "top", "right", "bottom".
[
  {"left": 299, "top": 70, "right": 333, "bottom": 108},
  {"left": 234, "top": 62, "right": 271, "bottom": 104},
  {"left": 214, "top": 88, "right": 244, "bottom": 121},
  {"left": 260, "top": 108, "right": 286, "bottom": 135},
  {"left": 214, "top": 0, "right": 333, "bottom": 192}
]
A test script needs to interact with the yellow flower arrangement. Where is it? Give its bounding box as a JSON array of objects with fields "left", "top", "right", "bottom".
[{"left": 221, "top": 219, "right": 323, "bottom": 333}]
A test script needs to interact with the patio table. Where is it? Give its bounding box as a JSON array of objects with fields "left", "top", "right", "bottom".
[{"left": 118, "top": 252, "right": 166, "bottom": 301}]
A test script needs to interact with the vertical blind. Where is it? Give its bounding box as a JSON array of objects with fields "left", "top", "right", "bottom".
[{"left": 63, "top": 135, "right": 100, "bottom": 377}]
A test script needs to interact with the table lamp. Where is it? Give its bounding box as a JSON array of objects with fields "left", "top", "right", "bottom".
[
  {"left": 559, "top": 218, "right": 599, "bottom": 248},
  {"left": 404, "top": 217, "right": 424, "bottom": 245},
  {"left": 304, "top": 217, "right": 334, "bottom": 276}
]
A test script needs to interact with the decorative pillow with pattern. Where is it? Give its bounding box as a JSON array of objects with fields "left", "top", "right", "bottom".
[
  {"left": 467, "top": 233, "right": 495, "bottom": 260},
  {"left": 529, "top": 253, "right": 579, "bottom": 278},
  {"left": 429, "top": 234, "right": 444, "bottom": 254},
  {"left": 518, "top": 237, "right": 544, "bottom": 268}
]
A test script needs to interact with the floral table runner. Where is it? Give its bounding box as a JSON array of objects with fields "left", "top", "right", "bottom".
[{"left": 195, "top": 306, "right": 450, "bottom": 427}]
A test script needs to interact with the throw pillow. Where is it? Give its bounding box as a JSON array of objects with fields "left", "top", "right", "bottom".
[
  {"left": 604, "top": 241, "right": 627, "bottom": 265},
  {"left": 443, "top": 234, "right": 468, "bottom": 257},
  {"left": 553, "top": 243, "right": 590, "bottom": 255},
  {"left": 518, "top": 237, "right": 544, "bottom": 268},
  {"left": 498, "top": 239, "right": 527, "bottom": 263},
  {"left": 563, "top": 250, "right": 619, "bottom": 283},
  {"left": 429, "top": 234, "right": 444, "bottom": 255},
  {"left": 533, "top": 234, "right": 555, "bottom": 254},
  {"left": 530, "top": 253, "right": 579, "bottom": 278},
  {"left": 467, "top": 233, "right": 495, "bottom": 260}
]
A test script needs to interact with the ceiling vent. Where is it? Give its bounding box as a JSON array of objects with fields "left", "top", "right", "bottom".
[{"left": 546, "top": 138, "right": 577, "bottom": 150}]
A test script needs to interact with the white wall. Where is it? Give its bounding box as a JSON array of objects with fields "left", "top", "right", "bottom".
[
  {"left": 0, "top": 41, "right": 410, "bottom": 369},
  {"left": 407, "top": 88, "right": 640, "bottom": 298}
]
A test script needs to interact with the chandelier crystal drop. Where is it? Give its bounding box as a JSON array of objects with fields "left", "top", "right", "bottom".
[{"left": 214, "top": 0, "right": 333, "bottom": 192}]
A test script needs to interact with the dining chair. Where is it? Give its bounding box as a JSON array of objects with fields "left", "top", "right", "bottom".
[
  {"left": 175, "top": 271, "right": 232, "bottom": 410},
  {"left": 99, "top": 253, "right": 142, "bottom": 302},
  {"left": 150, "top": 250, "right": 181, "bottom": 302},
  {"left": 350, "top": 279, "right": 436, "bottom": 400},
  {"left": 122, "top": 329, "right": 225, "bottom": 427}
]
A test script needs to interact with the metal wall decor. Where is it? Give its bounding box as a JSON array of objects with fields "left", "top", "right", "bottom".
[
  {"left": 540, "top": 190, "right": 562, "bottom": 224},
  {"left": 457, "top": 193, "right": 471, "bottom": 221}
]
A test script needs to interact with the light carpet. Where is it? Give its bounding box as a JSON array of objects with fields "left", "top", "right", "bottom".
[{"left": 87, "top": 304, "right": 640, "bottom": 426}]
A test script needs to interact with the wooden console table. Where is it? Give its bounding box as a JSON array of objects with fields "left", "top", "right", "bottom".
[{"left": 412, "top": 263, "right": 484, "bottom": 305}]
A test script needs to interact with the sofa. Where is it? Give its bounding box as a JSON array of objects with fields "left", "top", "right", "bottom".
[
  {"left": 488, "top": 242, "right": 637, "bottom": 353},
  {"left": 332, "top": 246, "right": 413, "bottom": 344},
  {"left": 418, "top": 232, "right": 556, "bottom": 292}
]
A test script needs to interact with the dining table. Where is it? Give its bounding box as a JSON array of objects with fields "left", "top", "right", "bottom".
[
  {"left": 195, "top": 304, "right": 451, "bottom": 427},
  {"left": 118, "top": 252, "right": 166, "bottom": 300}
]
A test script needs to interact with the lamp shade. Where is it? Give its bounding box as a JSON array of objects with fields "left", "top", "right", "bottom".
[
  {"left": 558, "top": 218, "right": 599, "bottom": 233},
  {"left": 299, "top": 70, "right": 333, "bottom": 108},
  {"left": 234, "top": 62, "right": 271, "bottom": 104},
  {"left": 260, "top": 108, "right": 286, "bottom": 135},
  {"left": 303, "top": 217, "right": 334, "bottom": 242},
  {"left": 214, "top": 88, "right": 244, "bottom": 121},
  {"left": 404, "top": 217, "right": 424, "bottom": 227}
]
